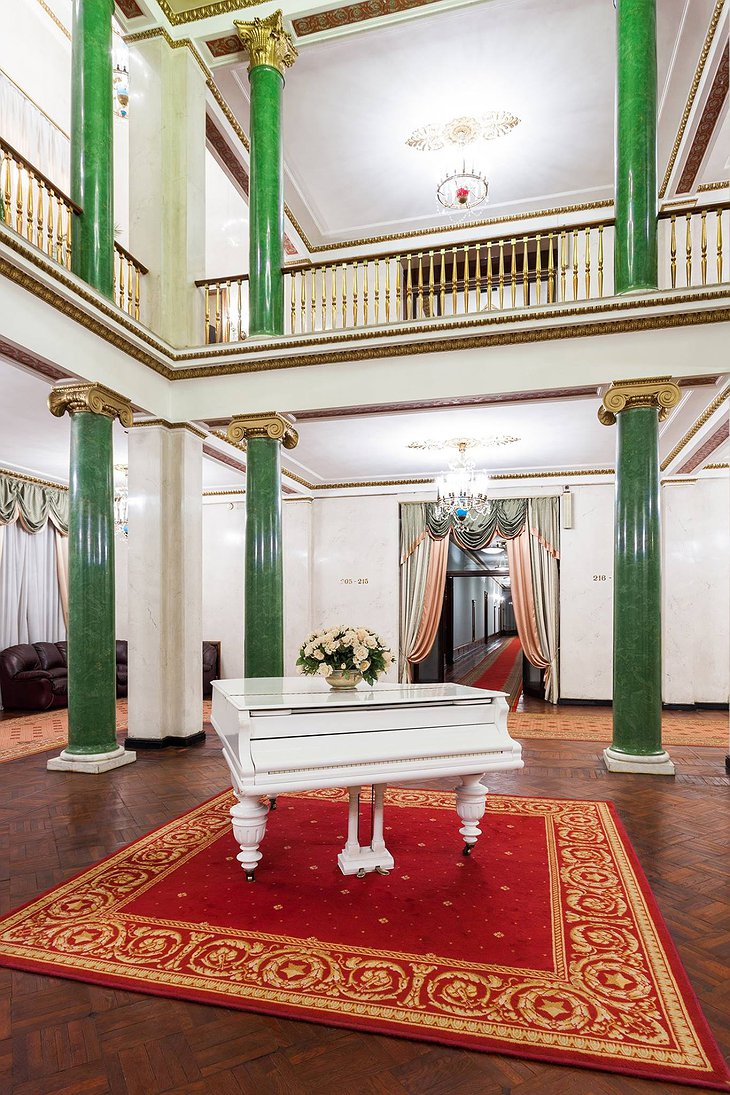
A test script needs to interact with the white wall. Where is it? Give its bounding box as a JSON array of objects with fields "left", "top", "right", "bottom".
[
  {"left": 453, "top": 574, "right": 488, "bottom": 648},
  {"left": 201, "top": 497, "right": 245, "bottom": 678},
  {"left": 283, "top": 500, "right": 313, "bottom": 674},
  {"left": 311, "top": 495, "right": 400, "bottom": 678}
]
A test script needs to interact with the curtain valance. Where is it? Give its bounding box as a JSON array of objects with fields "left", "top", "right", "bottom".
[
  {"left": 426, "top": 498, "right": 528, "bottom": 549},
  {"left": 0, "top": 473, "right": 69, "bottom": 535}
]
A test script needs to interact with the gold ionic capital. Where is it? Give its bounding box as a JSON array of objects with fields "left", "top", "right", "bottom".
[
  {"left": 48, "top": 382, "right": 134, "bottom": 427},
  {"left": 234, "top": 11, "right": 298, "bottom": 77},
  {"left": 598, "top": 377, "right": 681, "bottom": 426},
  {"left": 228, "top": 412, "right": 298, "bottom": 449}
]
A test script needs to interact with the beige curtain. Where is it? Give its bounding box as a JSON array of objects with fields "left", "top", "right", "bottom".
[
  {"left": 507, "top": 528, "right": 552, "bottom": 683},
  {"left": 54, "top": 527, "right": 69, "bottom": 626},
  {"left": 399, "top": 504, "right": 433, "bottom": 681},
  {"left": 529, "top": 498, "right": 560, "bottom": 704},
  {"left": 407, "top": 535, "right": 449, "bottom": 672}
]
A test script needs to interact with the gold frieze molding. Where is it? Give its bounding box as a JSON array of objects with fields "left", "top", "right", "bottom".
[
  {"left": 228, "top": 412, "right": 299, "bottom": 449},
  {"left": 153, "top": 0, "right": 266, "bottom": 26},
  {"left": 48, "top": 382, "right": 134, "bottom": 426},
  {"left": 0, "top": 466, "right": 68, "bottom": 491},
  {"left": 598, "top": 378, "right": 682, "bottom": 426},
  {"left": 660, "top": 384, "right": 730, "bottom": 470},
  {"left": 131, "top": 418, "right": 207, "bottom": 439}
]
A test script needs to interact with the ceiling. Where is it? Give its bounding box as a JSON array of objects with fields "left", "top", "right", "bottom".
[{"left": 2, "top": 356, "right": 726, "bottom": 491}]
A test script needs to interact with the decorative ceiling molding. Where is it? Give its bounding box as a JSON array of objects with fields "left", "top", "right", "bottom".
[
  {"left": 698, "top": 180, "right": 730, "bottom": 191},
  {"left": 0, "top": 466, "right": 68, "bottom": 490},
  {"left": 406, "top": 436, "right": 520, "bottom": 452},
  {"left": 206, "top": 33, "right": 242, "bottom": 58},
  {"left": 35, "top": 0, "right": 71, "bottom": 39},
  {"left": 116, "top": 0, "right": 146, "bottom": 18},
  {"left": 676, "top": 42, "right": 729, "bottom": 195},
  {"left": 286, "top": 387, "right": 602, "bottom": 421},
  {"left": 153, "top": 0, "right": 265, "bottom": 26},
  {"left": 676, "top": 416, "right": 730, "bottom": 473},
  {"left": 659, "top": 0, "right": 726, "bottom": 198},
  {"left": 406, "top": 113, "right": 521, "bottom": 152},
  {"left": 0, "top": 336, "right": 71, "bottom": 382},
  {"left": 660, "top": 384, "right": 730, "bottom": 470},
  {"left": 293, "top": 0, "right": 448, "bottom": 38}
]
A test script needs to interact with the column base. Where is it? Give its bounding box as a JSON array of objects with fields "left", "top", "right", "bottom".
[
  {"left": 47, "top": 745, "right": 137, "bottom": 774},
  {"left": 603, "top": 747, "right": 675, "bottom": 776},
  {"left": 124, "top": 731, "right": 206, "bottom": 749}
]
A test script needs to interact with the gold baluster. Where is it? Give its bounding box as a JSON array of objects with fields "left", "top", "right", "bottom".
[
  {"left": 215, "top": 285, "right": 222, "bottom": 343},
  {"left": 321, "top": 266, "right": 327, "bottom": 330},
  {"left": 341, "top": 264, "right": 347, "bottom": 328},
  {"left": 46, "top": 187, "right": 54, "bottom": 256},
  {"left": 300, "top": 266, "right": 306, "bottom": 331},
  {"left": 127, "top": 260, "right": 134, "bottom": 315},
  {"left": 585, "top": 226, "right": 591, "bottom": 298},
  {"left": 498, "top": 240, "right": 505, "bottom": 310},
  {"left": 204, "top": 286, "right": 210, "bottom": 344},
  {"left": 700, "top": 209, "right": 707, "bottom": 286},
  {"left": 452, "top": 247, "right": 458, "bottom": 314},
  {"left": 134, "top": 266, "right": 140, "bottom": 322},
  {"left": 363, "top": 258, "right": 369, "bottom": 325},
  {"left": 236, "top": 279, "right": 242, "bottom": 339},
  {"left": 597, "top": 225, "right": 604, "bottom": 297},
  {"left": 510, "top": 238, "right": 516, "bottom": 308},
  {"left": 385, "top": 258, "right": 390, "bottom": 324},
  {"left": 118, "top": 251, "right": 125, "bottom": 310},
  {"left": 290, "top": 271, "right": 296, "bottom": 333},
  {"left": 560, "top": 229, "right": 567, "bottom": 301},
  {"left": 374, "top": 260, "right": 380, "bottom": 325},
  {"left": 463, "top": 244, "right": 469, "bottom": 313},
  {"left": 310, "top": 267, "right": 316, "bottom": 331},
  {"left": 522, "top": 236, "right": 528, "bottom": 304},
  {"left": 406, "top": 257, "right": 413, "bottom": 320},
  {"left": 15, "top": 164, "right": 24, "bottom": 234},
  {"left": 717, "top": 209, "right": 723, "bottom": 284},
  {"left": 417, "top": 252, "right": 424, "bottom": 318},
  {"left": 685, "top": 212, "right": 692, "bottom": 286},
  {"left": 395, "top": 256, "right": 401, "bottom": 319},
  {"left": 331, "top": 263, "right": 337, "bottom": 329},
  {"left": 547, "top": 233, "right": 555, "bottom": 303},
  {"left": 36, "top": 179, "right": 45, "bottom": 249},
  {"left": 1, "top": 151, "right": 11, "bottom": 225},
  {"left": 439, "top": 248, "right": 446, "bottom": 315},
  {"left": 65, "top": 204, "right": 72, "bottom": 269},
  {"left": 486, "top": 242, "right": 493, "bottom": 310},
  {"left": 353, "top": 262, "right": 359, "bottom": 326},
  {"left": 475, "top": 243, "right": 481, "bottom": 312},
  {"left": 572, "top": 228, "right": 579, "bottom": 299},
  {"left": 55, "top": 196, "right": 63, "bottom": 263},
  {"left": 225, "top": 279, "right": 232, "bottom": 341},
  {"left": 670, "top": 215, "right": 677, "bottom": 289},
  {"left": 535, "top": 235, "right": 542, "bottom": 305},
  {"left": 428, "top": 250, "right": 435, "bottom": 317},
  {"left": 26, "top": 170, "right": 35, "bottom": 242}
]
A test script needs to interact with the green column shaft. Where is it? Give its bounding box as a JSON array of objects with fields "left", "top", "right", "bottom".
[
  {"left": 66, "top": 412, "right": 117, "bottom": 754},
  {"left": 612, "top": 406, "right": 662, "bottom": 753},
  {"left": 248, "top": 64, "right": 284, "bottom": 336},
  {"left": 71, "top": 0, "right": 114, "bottom": 298},
  {"left": 615, "top": 0, "right": 658, "bottom": 293},
  {"left": 245, "top": 437, "right": 283, "bottom": 677}
]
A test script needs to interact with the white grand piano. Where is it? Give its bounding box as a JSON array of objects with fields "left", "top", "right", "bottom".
[{"left": 211, "top": 677, "right": 523, "bottom": 880}]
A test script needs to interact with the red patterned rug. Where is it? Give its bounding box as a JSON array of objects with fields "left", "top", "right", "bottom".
[
  {"left": 0, "top": 788, "right": 727, "bottom": 1090},
  {"left": 459, "top": 636, "right": 524, "bottom": 710}
]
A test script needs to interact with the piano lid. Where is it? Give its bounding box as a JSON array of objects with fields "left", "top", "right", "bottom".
[{"left": 212, "top": 676, "right": 507, "bottom": 713}]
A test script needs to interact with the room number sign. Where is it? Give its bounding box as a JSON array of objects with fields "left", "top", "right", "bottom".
[{"left": 340, "top": 577, "right": 369, "bottom": 585}]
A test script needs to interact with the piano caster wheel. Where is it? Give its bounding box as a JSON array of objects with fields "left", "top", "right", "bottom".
[
  {"left": 462, "top": 843, "right": 473, "bottom": 857},
  {"left": 356, "top": 868, "right": 367, "bottom": 879},
  {"left": 375, "top": 866, "right": 390, "bottom": 876},
  {"left": 245, "top": 870, "right": 256, "bottom": 882},
  {"left": 269, "top": 797, "right": 277, "bottom": 811}
]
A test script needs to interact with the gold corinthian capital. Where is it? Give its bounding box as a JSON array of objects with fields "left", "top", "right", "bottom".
[
  {"left": 598, "top": 377, "right": 681, "bottom": 426},
  {"left": 234, "top": 10, "right": 298, "bottom": 77},
  {"left": 228, "top": 412, "right": 299, "bottom": 449},
  {"left": 48, "top": 382, "right": 134, "bottom": 426}
]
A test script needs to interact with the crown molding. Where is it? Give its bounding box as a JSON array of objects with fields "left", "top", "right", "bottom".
[{"left": 660, "top": 384, "right": 730, "bottom": 470}]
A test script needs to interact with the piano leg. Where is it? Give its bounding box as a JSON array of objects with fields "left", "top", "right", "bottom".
[
  {"left": 338, "top": 784, "right": 395, "bottom": 877},
  {"left": 455, "top": 775, "right": 488, "bottom": 856},
  {"left": 230, "top": 794, "right": 270, "bottom": 881}
]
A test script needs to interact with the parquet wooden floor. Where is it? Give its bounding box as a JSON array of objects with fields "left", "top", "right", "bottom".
[{"left": 0, "top": 729, "right": 728, "bottom": 1095}]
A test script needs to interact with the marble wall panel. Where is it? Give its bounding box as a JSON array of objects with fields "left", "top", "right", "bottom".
[
  {"left": 202, "top": 498, "right": 245, "bottom": 678},
  {"left": 283, "top": 500, "right": 313, "bottom": 674}
]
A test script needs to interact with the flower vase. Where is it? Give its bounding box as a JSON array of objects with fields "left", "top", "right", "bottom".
[{"left": 327, "top": 670, "right": 362, "bottom": 690}]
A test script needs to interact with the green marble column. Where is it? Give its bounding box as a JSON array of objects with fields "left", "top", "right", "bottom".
[
  {"left": 235, "top": 11, "right": 298, "bottom": 337},
  {"left": 47, "top": 384, "right": 135, "bottom": 773},
  {"left": 228, "top": 413, "right": 299, "bottom": 679},
  {"left": 615, "top": 0, "right": 658, "bottom": 293},
  {"left": 71, "top": 0, "right": 115, "bottom": 298},
  {"left": 599, "top": 379, "right": 680, "bottom": 774}
]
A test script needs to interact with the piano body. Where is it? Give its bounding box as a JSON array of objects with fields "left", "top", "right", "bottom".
[{"left": 211, "top": 677, "right": 523, "bottom": 880}]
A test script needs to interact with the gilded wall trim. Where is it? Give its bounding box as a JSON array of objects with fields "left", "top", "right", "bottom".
[
  {"left": 658, "top": 0, "right": 726, "bottom": 198},
  {"left": 0, "top": 466, "right": 68, "bottom": 490},
  {"left": 697, "top": 180, "right": 730, "bottom": 191},
  {"left": 153, "top": 0, "right": 266, "bottom": 26},
  {"left": 703, "top": 461, "right": 730, "bottom": 468},
  {"left": 659, "top": 384, "right": 730, "bottom": 470},
  {"left": 131, "top": 418, "right": 208, "bottom": 438}
]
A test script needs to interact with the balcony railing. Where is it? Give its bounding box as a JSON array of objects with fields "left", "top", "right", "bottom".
[
  {"left": 1, "top": 137, "right": 147, "bottom": 321},
  {"left": 199, "top": 204, "right": 729, "bottom": 345}
]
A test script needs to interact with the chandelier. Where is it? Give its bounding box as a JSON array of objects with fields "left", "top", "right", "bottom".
[
  {"left": 433, "top": 442, "right": 490, "bottom": 523},
  {"left": 436, "top": 163, "right": 489, "bottom": 215},
  {"left": 113, "top": 464, "right": 128, "bottom": 538}
]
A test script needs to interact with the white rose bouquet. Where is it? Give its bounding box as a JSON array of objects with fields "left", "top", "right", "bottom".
[{"left": 297, "top": 626, "right": 394, "bottom": 686}]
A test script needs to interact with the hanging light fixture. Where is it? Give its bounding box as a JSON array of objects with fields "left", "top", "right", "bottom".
[
  {"left": 433, "top": 441, "right": 490, "bottom": 523},
  {"left": 436, "top": 162, "right": 489, "bottom": 216},
  {"left": 113, "top": 464, "right": 128, "bottom": 538}
]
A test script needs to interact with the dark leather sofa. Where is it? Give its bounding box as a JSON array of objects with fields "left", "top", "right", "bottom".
[{"left": 0, "top": 640, "right": 219, "bottom": 712}]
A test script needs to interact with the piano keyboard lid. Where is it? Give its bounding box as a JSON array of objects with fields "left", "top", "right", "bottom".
[{"left": 212, "top": 677, "right": 507, "bottom": 713}]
